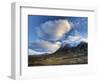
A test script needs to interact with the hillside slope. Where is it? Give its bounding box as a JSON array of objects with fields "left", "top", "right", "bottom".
[{"left": 28, "top": 42, "right": 88, "bottom": 66}]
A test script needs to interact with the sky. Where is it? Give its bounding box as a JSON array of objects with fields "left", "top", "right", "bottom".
[{"left": 28, "top": 15, "right": 88, "bottom": 55}]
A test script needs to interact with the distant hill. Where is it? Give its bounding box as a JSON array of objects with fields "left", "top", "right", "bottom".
[
  {"left": 28, "top": 41, "right": 88, "bottom": 66},
  {"left": 54, "top": 41, "right": 88, "bottom": 55}
]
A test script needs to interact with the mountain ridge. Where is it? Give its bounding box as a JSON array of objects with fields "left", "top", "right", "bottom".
[{"left": 28, "top": 41, "right": 88, "bottom": 66}]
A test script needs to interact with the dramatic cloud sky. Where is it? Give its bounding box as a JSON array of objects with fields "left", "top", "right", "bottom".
[
  {"left": 36, "top": 19, "right": 71, "bottom": 41},
  {"left": 28, "top": 15, "right": 88, "bottom": 55}
]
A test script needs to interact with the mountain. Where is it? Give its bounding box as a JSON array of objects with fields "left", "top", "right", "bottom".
[
  {"left": 57, "top": 41, "right": 87, "bottom": 54},
  {"left": 28, "top": 41, "right": 88, "bottom": 66}
]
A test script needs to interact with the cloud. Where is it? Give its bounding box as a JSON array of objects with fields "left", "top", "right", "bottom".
[
  {"left": 62, "top": 34, "right": 82, "bottom": 47},
  {"left": 28, "top": 49, "right": 47, "bottom": 55},
  {"left": 29, "top": 19, "right": 87, "bottom": 55},
  {"left": 62, "top": 34, "right": 87, "bottom": 47},
  {"left": 36, "top": 19, "right": 71, "bottom": 41},
  {"left": 29, "top": 19, "right": 71, "bottom": 55},
  {"left": 28, "top": 40, "right": 61, "bottom": 55},
  {"left": 80, "top": 38, "right": 88, "bottom": 43},
  {"left": 67, "top": 35, "right": 81, "bottom": 42}
]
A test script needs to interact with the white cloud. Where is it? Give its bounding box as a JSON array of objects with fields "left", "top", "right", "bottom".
[
  {"left": 62, "top": 35, "right": 81, "bottom": 44},
  {"left": 28, "top": 49, "right": 47, "bottom": 55},
  {"left": 62, "top": 34, "right": 87, "bottom": 47},
  {"left": 29, "top": 19, "right": 72, "bottom": 55},
  {"left": 29, "top": 40, "right": 61, "bottom": 55},
  {"left": 80, "top": 38, "right": 88, "bottom": 43},
  {"left": 36, "top": 19, "right": 71, "bottom": 41},
  {"left": 68, "top": 35, "right": 81, "bottom": 42},
  {"left": 29, "top": 19, "right": 88, "bottom": 55}
]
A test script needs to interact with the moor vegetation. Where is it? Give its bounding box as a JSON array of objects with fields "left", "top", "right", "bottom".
[{"left": 28, "top": 42, "right": 88, "bottom": 66}]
